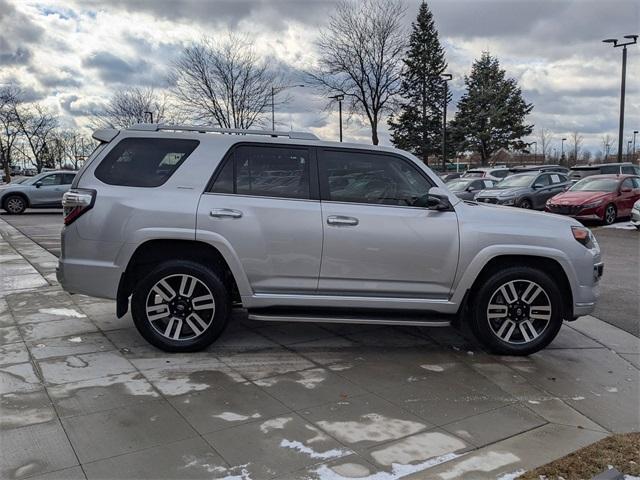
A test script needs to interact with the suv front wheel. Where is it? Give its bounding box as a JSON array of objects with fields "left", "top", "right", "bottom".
[
  {"left": 470, "top": 266, "right": 563, "bottom": 355},
  {"left": 131, "top": 260, "right": 230, "bottom": 352}
]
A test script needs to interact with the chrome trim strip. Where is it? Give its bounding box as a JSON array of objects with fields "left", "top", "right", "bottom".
[{"left": 246, "top": 313, "right": 450, "bottom": 327}]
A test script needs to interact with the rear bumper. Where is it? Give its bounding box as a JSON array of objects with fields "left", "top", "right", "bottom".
[{"left": 57, "top": 258, "right": 121, "bottom": 300}]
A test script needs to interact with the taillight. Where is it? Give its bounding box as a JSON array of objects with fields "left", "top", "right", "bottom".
[{"left": 63, "top": 189, "right": 96, "bottom": 225}]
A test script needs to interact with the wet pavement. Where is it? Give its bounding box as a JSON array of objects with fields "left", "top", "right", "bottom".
[{"left": 1, "top": 217, "right": 639, "bottom": 480}]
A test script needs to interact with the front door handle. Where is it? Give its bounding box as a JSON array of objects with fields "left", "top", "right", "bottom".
[
  {"left": 327, "top": 215, "right": 359, "bottom": 226},
  {"left": 210, "top": 208, "right": 243, "bottom": 219}
]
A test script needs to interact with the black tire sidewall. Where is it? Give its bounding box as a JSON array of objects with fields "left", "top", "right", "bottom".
[
  {"left": 603, "top": 204, "right": 616, "bottom": 225},
  {"left": 4, "top": 195, "right": 26, "bottom": 214},
  {"left": 519, "top": 198, "right": 532, "bottom": 209},
  {"left": 471, "top": 266, "right": 563, "bottom": 355},
  {"left": 131, "top": 260, "right": 230, "bottom": 352}
]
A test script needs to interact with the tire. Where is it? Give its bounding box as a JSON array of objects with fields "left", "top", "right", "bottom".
[
  {"left": 518, "top": 198, "right": 532, "bottom": 209},
  {"left": 603, "top": 204, "right": 617, "bottom": 225},
  {"left": 470, "top": 266, "right": 563, "bottom": 355},
  {"left": 3, "top": 195, "right": 27, "bottom": 214},
  {"left": 131, "top": 260, "right": 231, "bottom": 352}
]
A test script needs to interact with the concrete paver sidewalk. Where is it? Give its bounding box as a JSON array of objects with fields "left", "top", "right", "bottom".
[{"left": 0, "top": 218, "right": 638, "bottom": 480}]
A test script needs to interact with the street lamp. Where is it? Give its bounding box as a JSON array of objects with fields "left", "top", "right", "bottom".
[
  {"left": 561, "top": 138, "right": 567, "bottom": 162},
  {"left": 628, "top": 140, "right": 633, "bottom": 160},
  {"left": 633, "top": 130, "right": 638, "bottom": 159},
  {"left": 603, "top": 34, "right": 638, "bottom": 162},
  {"left": 441, "top": 73, "right": 453, "bottom": 172},
  {"left": 525, "top": 141, "right": 538, "bottom": 163},
  {"left": 328, "top": 94, "right": 345, "bottom": 142},
  {"left": 271, "top": 84, "right": 305, "bottom": 130}
]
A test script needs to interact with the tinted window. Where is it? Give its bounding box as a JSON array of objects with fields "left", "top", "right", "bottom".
[
  {"left": 492, "top": 169, "right": 509, "bottom": 178},
  {"left": 39, "top": 174, "right": 61, "bottom": 186},
  {"left": 600, "top": 165, "right": 619, "bottom": 174},
  {"left": 621, "top": 178, "right": 634, "bottom": 190},
  {"left": 95, "top": 138, "right": 199, "bottom": 187},
  {"left": 211, "top": 156, "right": 234, "bottom": 194},
  {"left": 320, "top": 150, "right": 432, "bottom": 206},
  {"left": 533, "top": 174, "right": 551, "bottom": 187},
  {"left": 62, "top": 173, "right": 75, "bottom": 184},
  {"left": 234, "top": 145, "right": 310, "bottom": 199},
  {"left": 632, "top": 178, "right": 640, "bottom": 188}
]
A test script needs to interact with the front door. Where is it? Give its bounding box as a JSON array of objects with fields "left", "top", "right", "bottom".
[
  {"left": 197, "top": 144, "right": 322, "bottom": 293},
  {"left": 30, "top": 173, "right": 65, "bottom": 206},
  {"left": 317, "top": 148, "right": 459, "bottom": 299}
]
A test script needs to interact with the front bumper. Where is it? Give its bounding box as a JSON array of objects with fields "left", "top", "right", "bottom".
[
  {"left": 546, "top": 204, "right": 605, "bottom": 221},
  {"left": 631, "top": 208, "right": 640, "bottom": 226}
]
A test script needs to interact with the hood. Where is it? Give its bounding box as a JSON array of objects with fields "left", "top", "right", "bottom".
[
  {"left": 550, "top": 190, "right": 612, "bottom": 205},
  {"left": 476, "top": 187, "right": 527, "bottom": 198},
  {"left": 464, "top": 199, "right": 582, "bottom": 229}
]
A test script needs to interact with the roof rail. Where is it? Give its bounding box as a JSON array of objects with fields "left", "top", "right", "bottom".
[{"left": 127, "top": 123, "right": 319, "bottom": 140}]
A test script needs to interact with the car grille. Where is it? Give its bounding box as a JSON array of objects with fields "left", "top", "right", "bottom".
[{"left": 547, "top": 204, "right": 581, "bottom": 215}]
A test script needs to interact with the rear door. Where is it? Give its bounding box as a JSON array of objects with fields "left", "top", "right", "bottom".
[
  {"left": 197, "top": 144, "right": 322, "bottom": 294},
  {"left": 618, "top": 178, "right": 637, "bottom": 215},
  {"left": 31, "top": 173, "right": 64, "bottom": 206},
  {"left": 316, "top": 148, "right": 459, "bottom": 299}
]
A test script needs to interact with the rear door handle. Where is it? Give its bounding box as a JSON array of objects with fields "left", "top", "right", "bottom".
[
  {"left": 327, "top": 215, "right": 359, "bottom": 226},
  {"left": 210, "top": 208, "right": 243, "bottom": 219}
]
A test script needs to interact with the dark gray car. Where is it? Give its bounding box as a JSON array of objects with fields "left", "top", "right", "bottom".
[
  {"left": 474, "top": 172, "right": 570, "bottom": 209},
  {"left": 446, "top": 178, "right": 495, "bottom": 200},
  {"left": 0, "top": 170, "right": 76, "bottom": 214}
]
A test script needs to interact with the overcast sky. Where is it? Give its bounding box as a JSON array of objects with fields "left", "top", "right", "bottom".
[{"left": 1, "top": 0, "right": 638, "bottom": 154}]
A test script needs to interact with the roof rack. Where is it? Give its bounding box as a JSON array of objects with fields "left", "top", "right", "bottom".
[{"left": 127, "top": 123, "right": 319, "bottom": 141}]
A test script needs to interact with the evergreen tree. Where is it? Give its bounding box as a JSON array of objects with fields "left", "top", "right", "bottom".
[
  {"left": 388, "top": 1, "right": 447, "bottom": 165},
  {"left": 451, "top": 52, "right": 533, "bottom": 165}
]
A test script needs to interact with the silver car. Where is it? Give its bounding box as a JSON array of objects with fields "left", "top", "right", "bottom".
[
  {"left": 0, "top": 170, "right": 76, "bottom": 214},
  {"left": 57, "top": 124, "right": 602, "bottom": 356},
  {"left": 474, "top": 172, "right": 570, "bottom": 209},
  {"left": 632, "top": 199, "right": 640, "bottom": 230},
  {"left": 446, "top": 178, "right": 495, "bottom": 200}
]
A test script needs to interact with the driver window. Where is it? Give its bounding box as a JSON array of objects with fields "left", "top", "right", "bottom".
[
  {"left": 39, "top": 174, "right": 61, "bottom": 186},
  {"left": 533, "top": 174, "right": 551, "bottom": 187},
  {"left": 320, "top": 150, "right": 433, "bottom": 207}
]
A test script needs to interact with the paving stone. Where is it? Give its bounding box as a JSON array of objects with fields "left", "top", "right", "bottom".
[
  {"left": 0, "top": 341, "right": 29, "bottom": 366},
  {"left": 0, "top": 312, "right": 15, "bottom": 327},
  {"left": 76, "top": 301, "right": 116, "bottom": 318},
  {"left": 570, "top": 315, "right": 640, "bottom": 354},
  {"left": 218, "top": 349, "right": 316, "bottom": 381},
  {"left": 254, "top": 366, "right": 368, "bottom": 410},
  {"left": 441, "top": 404, "right": 547, "bottom": 447},
  {"left": 258, "top": 322, "right": 338, "bottom": 346},
  {"left": 0, "top": 261, "right": 39, "bottom": 276},
  {"left": 548, "top": 324, "right": 604, "bottom": 349},
  {"left": 47, "top": 372, "right": 160, "bottom": 417},
  {"left": 300, "top": 393, "right": 432, "bottom": 453},
  {"left": 28, "top": 332, "right": 115, "bottom": 360},
  {"left": 1, "top": 387, "right": 57, "bottom": 429},
  {"left": 5, "top": 289, "right": 74, "bottom": 313},
  {"left": 27, "top": 466, "right": 86, "bottom": 480},
  {"left": 283, "top": 453, "right": 378, "bottom": 480},
  {"left": 204, "top": 413, "right": 352, "bottom": 479},
  {"left": 13, "top": 306, "right": 88, "bottom": 325},
  {"left": 345, "top": 327, "right": 434, "bottom": 348},
  {"left": 103, "top": 327, "right": 148, "bottom": 349},
  {"left": 0, "top": 273, "right": 48, "bottom": 294},
  {"left": 19, "top": 317, "right": 98, "bottom": 342},
  {"left": 0, "top": 420, "right": 78, "bottom": 480},
  {"left": 0, "top": 361, "right": 41, "bottom": 394},
  {"left": 168, "top": 381, "right": 290, "bottom": 434},
  {"left": 82, "top": 437, "right": 226, "bottom": 480},
  {"left": 62, "top": 399, "right": 198, "bottom": 463},
  {"left": 206, "top": 327, "right": 280, "bottom": 352},
  {"left": 621, "top": 353, "right": 640, "bottom": 369},
  {"left": 523, "top": 397, "right": 609, "bottom": 432},
  {"left": 0, "top": 325, "right": 21, "bottom": 345},
  {"left": 87, "top": 312, "right": 133, "bottom": 331},
  {"left": 38, "top": 351, "right": 136, "bottom": 385}
]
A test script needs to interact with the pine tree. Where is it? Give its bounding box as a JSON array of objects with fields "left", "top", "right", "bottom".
[
  {"left": 388, "top": 1, "right": 447, "bottom": 166},
  {"left": 451, "top": 52, "right": 533, "bottom": 165}
]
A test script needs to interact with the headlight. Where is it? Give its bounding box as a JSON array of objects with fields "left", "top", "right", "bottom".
[
  {"left": 571, "top": 226, "right": 595, "bottom": 249},
  {"left": 581, "top": 199, "right": 604, "bottom": 209},
  {"left": 501, "top": 198, "right": 516, "bottom": 205}
]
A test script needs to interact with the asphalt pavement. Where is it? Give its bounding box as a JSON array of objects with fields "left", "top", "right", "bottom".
[{"left": 1, "top": 209, "right": 638, "bottom": 337}]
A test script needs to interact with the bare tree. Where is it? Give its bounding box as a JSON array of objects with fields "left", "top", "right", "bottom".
[
  {"left": 57, "top": 130, "right": 96, "bottom": 169},
  {"left": 537, "top": 128, "right": 552, "bottom": 162},
  {"left": 0, "top": 86, "right": 21, "bottom": 182},
  {"left": 93, "top": 87, "right": 168, "bottom": 129},
  {"left": 581, "top": 150, "right": 592, "bottom": 163},
  {"left": 568, "top": 131, "right": 583, "bottom": 166},
  {"left": 14, "top": 103, "right": 58, "bottom": 173},
  {"left": 309, "top": 0, "right": 406, "bottom": 145},
  {"left": 601, "top": 134, "right": 613, "bottom": 160},
  {"left": 171, "top": 34, "right": 282, "bottom": 129}
]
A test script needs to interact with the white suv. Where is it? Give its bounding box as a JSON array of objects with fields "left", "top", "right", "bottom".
[{"left": 58, "top": 124, "right": 603, "bottom": 355}]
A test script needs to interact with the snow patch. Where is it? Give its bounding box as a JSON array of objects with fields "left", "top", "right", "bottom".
[
  {"left": 496, "top": 469, "right": 526, "bottom": 480},
  {"left": 39, "top": 308, "right": 86, "bottom": 318},
  {"left": 370, "top": 432, "right": 466, "bottom": 466},
  {"left": 420, "top": 364, "right": 444, "bottom": 372},
  {"left": 571, "top": 396, "right": 585, "bottom": 401},
  {"left": 316, "top": 413, "right": 426, "bottom": 444},
  {"left": 437, "top": 451, "right": 520, "bottom": 480},
  {"left": 68, "top": 336, "right": 82, "bottom": 343},
  {"left": 279, "top": 439, "right": 350, "bottom": 459},
  {"left": 605, "top": 387, "right": 618, "bottom": 393},
  {"left": 213, "top": 412, "right": 261, "bottom": 422},
  {"left": 260, "top": 417, "right": 292, "bottom": 433}
]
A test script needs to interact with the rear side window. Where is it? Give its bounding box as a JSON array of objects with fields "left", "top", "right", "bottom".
[
  {"left": 94, "top": 138, "right": 199, "bottom": 187},
  {"left": 492, "top": 169, "right": 509, "bottom": 178},
  {"left": 600, "top": 165, "right": 619, "bottom": 174},
  {"left": 62, "top": 173, "right": 75, "bottom": 184}
]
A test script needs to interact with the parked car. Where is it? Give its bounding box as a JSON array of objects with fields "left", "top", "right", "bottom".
[
  {"left": 569, "top": 162, "right": 640, "bottom": 182},
  {"left": 58, "top": 124, "right": 602, "bottom": 356},
  {"left": 24, "top": 168, "right": 37, "bottom": 176},
  {"left": 509, "top": 165, "right": 570, "bottom": 175},
  {"left": 462, "top": 166, "right": 510, "bottom": 182},
  {"left": 10, "top": 165, "right": 23, "bottom": 176},
  {"left": 440, "top": 172, "right": 463, "bottom": 182},
  {"left": 631, "top": 199, "right": 640, "bottom": 230},
  {"left": 0, "top": 170, "right": 76, "bottom": 214},
  {"left": 474, "top": 171, "right": 571, "bottom": 209},
  {"left": 546, "top": 175, "right": 640, "bottom": 225},
  {"left": 446, "top": 178, "right": 494, "bottom": 200}
]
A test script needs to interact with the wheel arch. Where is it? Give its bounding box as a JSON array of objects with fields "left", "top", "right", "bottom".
[{"left": 1, "top": 192, "right": 30, "bottom": 210}]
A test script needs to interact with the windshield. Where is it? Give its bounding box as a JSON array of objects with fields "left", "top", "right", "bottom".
[
  {"left": 463, "top": 171, "right": 484, "bottom": 178},
  {"left": 570, "top": 178, "right": 619, "bottom": 192},
  {"left": 446, "top": 179, "right": 473, "bottom": 191},
  {"left": 20, "top": 172, "right": 51, "bottom": 185},
  {"left": 495, "top": 174, "right": 535, "bottom": 188}
]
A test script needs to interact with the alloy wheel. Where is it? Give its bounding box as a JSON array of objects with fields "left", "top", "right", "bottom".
[
  {"left": 6, "top": 197, "right": 25, "bottom": 214},
  {"left": 486, "top": 279, "right": 552, "bottom": 345},
  {"left": 145, "top": 274, "right": 216, "bottom": 341},
  {"left": 604, "top": 205, "right": 616, "bottom": 225},
  {"left": 519, "top": 199, "right": 532, "bottom": 209}
]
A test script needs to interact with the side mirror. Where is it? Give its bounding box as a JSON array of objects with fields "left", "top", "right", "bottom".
[
  {"left": 424, "top": 187, "right": 453, "bottom": 211},
  {"left": 621, "top": 187, "right": 632, "bottom": 193},
  {"left": 34, "top": 181, "right": 42, "bottom": 188},
  {"left": 465, "top": 185, "right": 475, "bottom": 192}
]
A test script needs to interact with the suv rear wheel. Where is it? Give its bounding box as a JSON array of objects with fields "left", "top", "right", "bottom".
[
  {"left": 3, "top": 195, "right": 27, "bottom": 214},
  {"left": 131, "top": 260, "right": 230, "bottom": 352},
  {"left": 470, "top": 266, "right": 563, "bottom": 355}
]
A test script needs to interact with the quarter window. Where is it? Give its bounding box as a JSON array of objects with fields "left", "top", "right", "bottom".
[
  {"left": 94, "top": 138, "right": 199, "bottom": 187},
  {"left": 62, "top": 173, "right": 76, "bottom": 184},
  {"left": 319, "top": 150, "right": 433, "bottom": 206}
]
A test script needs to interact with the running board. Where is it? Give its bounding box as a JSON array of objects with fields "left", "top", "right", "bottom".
[{"left": 246, "top": 308, "right": 452, "bottom": 327}]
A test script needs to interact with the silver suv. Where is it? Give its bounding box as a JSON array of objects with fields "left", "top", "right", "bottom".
[
  {"left": 57, "top": 124, "right": 603, "bottom": 355},
  {"left": 1, "top": 170, "right": 77, "bottom": 214}
]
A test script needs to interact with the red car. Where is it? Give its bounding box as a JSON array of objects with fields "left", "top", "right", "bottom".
[{"left": 546, "top": 174, "right": 640, "bottom": 225}]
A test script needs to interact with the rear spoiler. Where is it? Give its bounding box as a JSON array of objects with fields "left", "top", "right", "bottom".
[{"left": 92, "top": 128, "right": 119, "bottom": 143}]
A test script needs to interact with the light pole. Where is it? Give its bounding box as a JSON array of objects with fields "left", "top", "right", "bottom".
[
  {"left": 441, "top": 73, "right": 453, "bottom": 172},
  {"left": 633, "top": 130, "right": 638, "bottom": 160},
  {"left": 525, "top": 141, "right": 537, "bottom": 164},
  {"left": 603, "top": 35, "right": 638, "bottom": 162},
  {"left": 329, "top": 94, "right": 344, "bottom": 142},
  {"left": 271, "top": 84, "right": 305, "bottom": 130},
  {"left": 628, "top": 140, "right": 633, "bottom": 160},
  {"left": 561, "top": 138, "right": 567, "bottom": 163}
]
